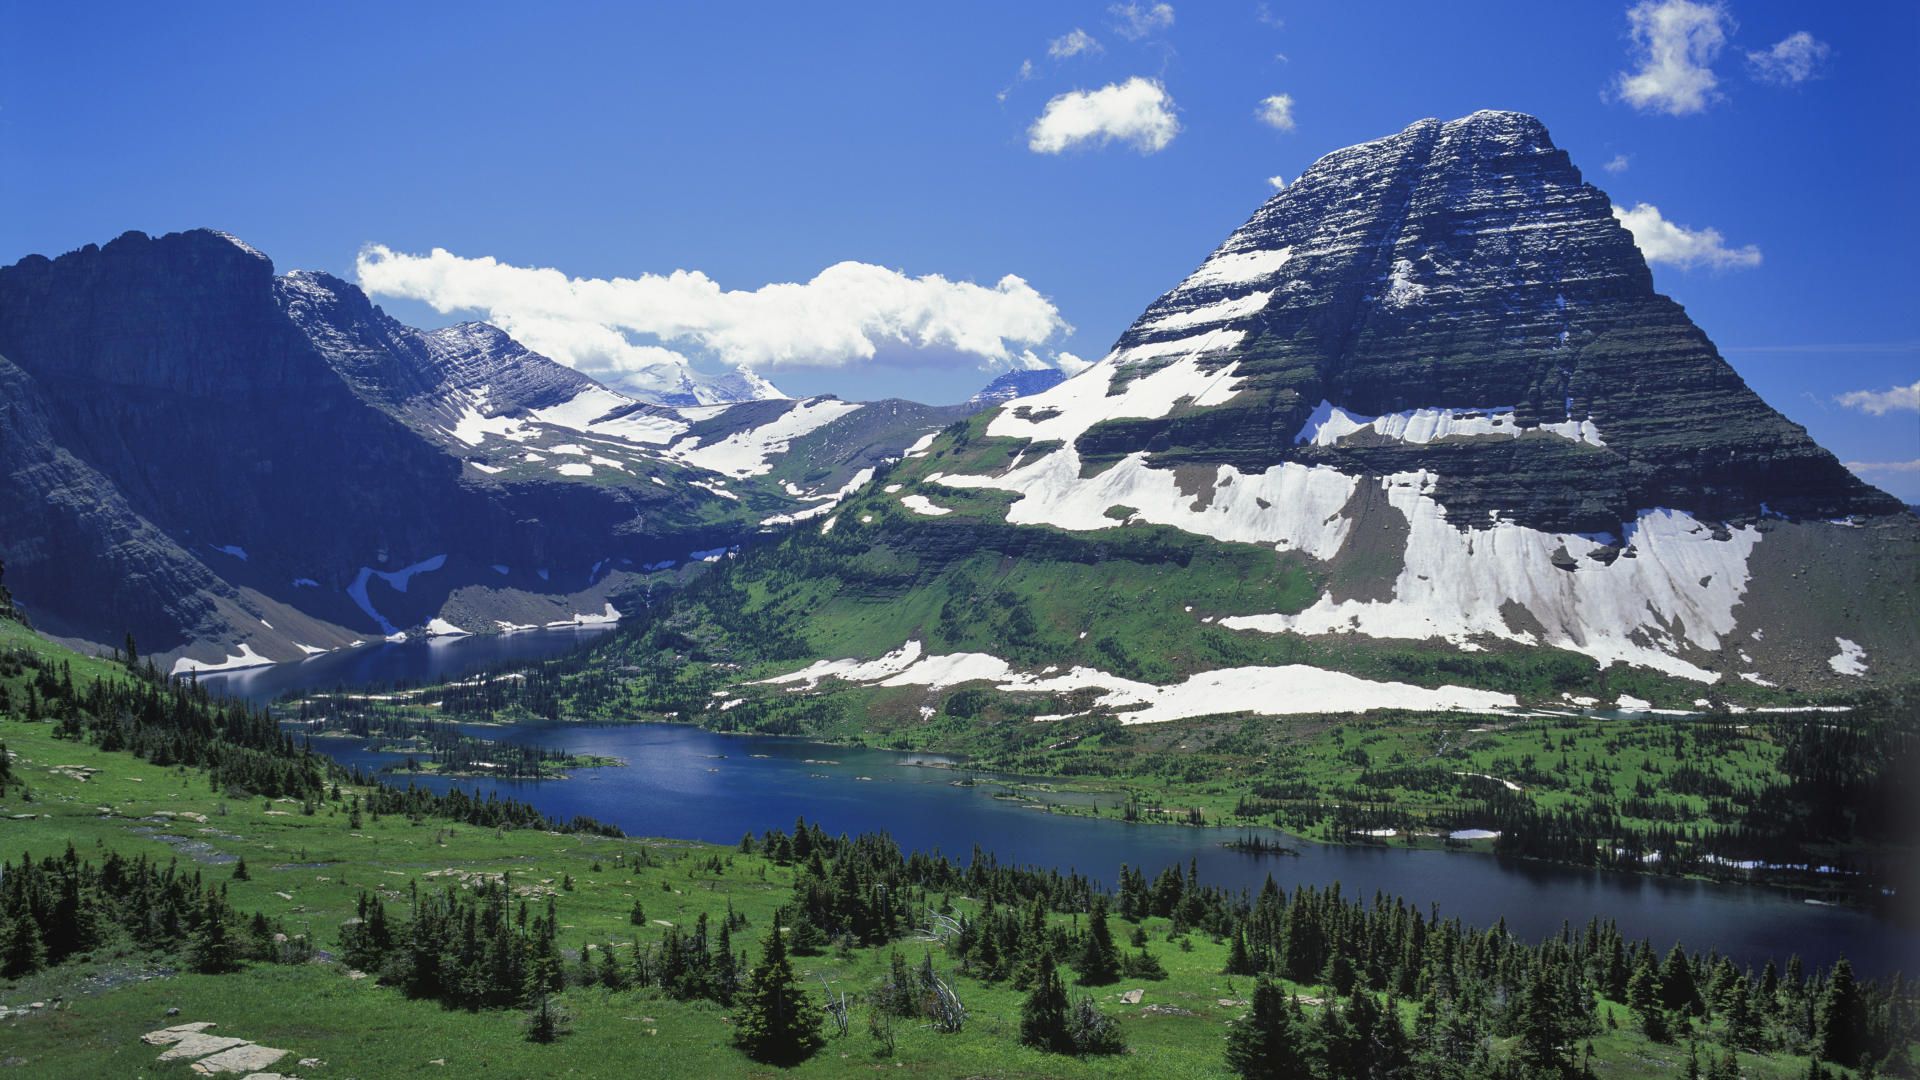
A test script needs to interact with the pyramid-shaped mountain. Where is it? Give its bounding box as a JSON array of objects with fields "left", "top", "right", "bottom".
[{"left": 723, "top": 111, "right": 1912, "bottom": 703}]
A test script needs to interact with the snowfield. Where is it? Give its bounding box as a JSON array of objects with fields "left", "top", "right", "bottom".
[
  {"left": 758, "top": 639, "right": 1517, "bottom": 721},
  {"left": 1220, "top": 474, "right": 1759, "bottom": 682}
]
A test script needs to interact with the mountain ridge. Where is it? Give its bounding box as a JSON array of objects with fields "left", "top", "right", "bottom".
[{"left": 0, "top": 229, "right": 967, "bottom": 670}]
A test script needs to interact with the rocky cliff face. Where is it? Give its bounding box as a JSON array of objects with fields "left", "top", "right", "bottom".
[
  {"left": 0, "top": 230, "right": 955, "bottom": 670},
  {"left": 910, "top": 111, "right": 1915, "bottom": 689}
]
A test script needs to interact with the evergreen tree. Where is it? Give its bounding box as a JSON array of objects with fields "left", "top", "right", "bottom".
[
  {"left": 1225, "top": 976, "right": 1307, "bottom": 1078},
  {"left": 0, "top": 912, "right": 46, "bottom": 977},
  {"left": 734, "top": 927, "right": 821, "bottom": 1065},
  {"left": 1019, "top": 944, "right": 1071, "bottom": 1053},
  {"left": 1225, "top": 926, "right": 1257, "bottom": 976},
  {"left": 1074, "top": 896, "right": 1120, "bottom": 986},
  {"left": 1815, "top": 957, "right": 1861, "bottom": 1067},
  {"left": 1516, "top": 967, "right": 1575, "bottom": 1076},
  {"left": 187, "top": 891, "right": 241, "bottom": 974},
  {"left": 1662, "top": 943, "right": 1700, "bottom": 1016}
]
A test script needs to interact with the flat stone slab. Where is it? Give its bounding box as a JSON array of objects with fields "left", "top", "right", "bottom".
[
  {"left": 142, "top": 1021, "right": 219, "bottom": 1045},
  {"left": 1118, "top": 989, "right": 1144, "bottom": 1004},
  {"left": 191, "top": 1043, "right": 289, "bottom": 1074},
  {"left": 156, "top": 1033, "right": 249, "bottom": 1061}
]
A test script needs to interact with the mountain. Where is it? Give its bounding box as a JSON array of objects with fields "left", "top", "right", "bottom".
[
  {"left": 968, "top": 368, "right": 1067, "bottom": 407},
  {"left": 641, "top": 111, "right": 1914, "bottom": 726},
  {"left": 0, "top": 230, "right": 958, "bottom": 671}
]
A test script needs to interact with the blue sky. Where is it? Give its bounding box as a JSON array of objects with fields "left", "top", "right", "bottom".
[{"left": 3, "top": 2, "right": 1915, "bottom": 496}]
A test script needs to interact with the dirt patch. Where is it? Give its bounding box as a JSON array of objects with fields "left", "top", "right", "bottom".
[{"left": 1320, "top": 479, "right": 1411, "bottom": 604}]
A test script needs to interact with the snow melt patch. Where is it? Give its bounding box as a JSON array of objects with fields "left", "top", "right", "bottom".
[
  {"left": 171, "top": 643, "right": 274, "bottom": 676},
  {"left": 900, "top": 494, "right": 952, "bottom": 517},
  {"left": 758, "top": 468, "right": 875, "bottom": 528},
  {"left": 1294, "top": 400, "right": 1604, "bottom": 448},
  {"left": 1221, "top": 475, "right": 1759, "bottom": 682},
  {"left": 346, "top": 555, "right": 446, "bottom": 636},
  {"left": 1179, "top": 246, "right": 1293, "bottom": 290},
  {"left": 757, "top": 639, "right": 1515, "bottom": 721},
  {"left": 425, "top": 618, "right": 470, "bottom": 637},
  {"left": 1139, "top": 290, "right": 1273, "bottom": 334},
  {"left": 671, "top": 398, "right": 862, "bottom": 478},
  {"left": 556, "top": 462, "right": 593, "bottom": 477},
  {"left": 1829, "top": 638, "right": 1868, "bottom": 677},
  {"left": 935, "top": 450, "right": 1357, "bottom": 560},
  {"left": 293, "top": 642, "right": 327, "bottom": 656},
  {"left": 547, "top": 602, "right": 621, "bottom": 628}
]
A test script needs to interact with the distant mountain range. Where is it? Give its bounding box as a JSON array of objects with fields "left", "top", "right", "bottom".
[
  {"left": 0, "top": 230, "right": 1055, "bottom": 671},
  {"left": 653, "top": 110, "right": 1915, "bottom": 717}
]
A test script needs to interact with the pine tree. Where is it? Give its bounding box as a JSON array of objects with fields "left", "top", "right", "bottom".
[
  {"left": 734, "top": 927, "right": 821, "bottom": 1065},
  {"left": 1662, "top": 944, "right": 1700, "bottom": 1016},
  {"left": 1815, "top": 957, "right": 1861, "bottom": 1067},
  {"left": 1225, "top": 926, "right": 1256, "bottom": 976},
  {"left": 231, "top": 858, "right": 250, "bottom": 881},
  {"left": 187, "top": 891, "right": 241, "bottom": 974},
  {"left": 1019, "top": 944, "right": 1071, "bottom": 1053},
  {"left": 1225, "top": 976, "right": 1306, "bottom": 1078},
  {"left": 1075, "top": 896, "right": 1120, "bottom": 986},
  {"left": 0, "top": 912, "right": 46, "bottom": 977},
  {"left": 1516, "top": 966, "right": 1574, "bottom": 1075}
]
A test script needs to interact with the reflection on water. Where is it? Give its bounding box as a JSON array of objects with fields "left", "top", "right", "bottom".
[{"left": 298, "top": 716, "right": 1920, "bottom": 978}]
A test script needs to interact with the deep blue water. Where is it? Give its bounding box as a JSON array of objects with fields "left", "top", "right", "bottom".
[{"left": 294, "top": 710, "right": 1920, "bottom": 979}]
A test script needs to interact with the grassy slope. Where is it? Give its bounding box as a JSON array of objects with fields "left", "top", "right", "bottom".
[{"left": 0, "top": 625, "right": 1860, "bottom": 1078}]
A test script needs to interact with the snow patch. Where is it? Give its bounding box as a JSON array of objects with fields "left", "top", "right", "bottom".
[
  {"left": 757, "top": 639, "right": 1516, "bottom": 721},
  {"left": 900, "top": 494, "right": 952, "bottom": 517},
  {"left": 556, "top": 462, "right": 593, "bottom": 477},
  {"left": 171, "top": 643, "right": 273, "bottom": 676},
  {"left": 671, "top": 398, "right": 863, "bottom": 478},
  {"left": 1829, "top": 638, "right": 1868, "bottom": 676},
  {"left": 1179, "top": 246, "right": 1293, "bottom": 290},
  {"left": 1221, "top": 477, "right": 1758, "bottom": 683},
  {"left": 1294, "top": 400, "right": 1604, "bottom": 448},
  {"left": 425, "top": 618, "right": 470, "bottom": 637}
]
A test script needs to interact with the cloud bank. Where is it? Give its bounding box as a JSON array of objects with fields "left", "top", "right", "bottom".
[
  {"left": 356, "top": 246, "right": 1072, "bottom": 384},
  {"left": 1615, "top": 0, "right": 1729, "bottom": 116},
  {"left": 1028, "top": 77, "right": 1179, "bottom": 154},
  {"left": 1611, "top": 202, "right": 1760, "bottom": 269}
]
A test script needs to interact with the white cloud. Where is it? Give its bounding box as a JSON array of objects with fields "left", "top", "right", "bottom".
[
  {"left": 1614, "top": 0, "right": 1730, "bottom": 116},
  {"left": 1603, "top": 153, "right": 1631, "bottom": 174},
  {"left": 1109, "top": 2, "right": 1174, "bottom": 40},
  {"left": 356, "top": 247, "right": 1070, "bottom": 384},
  {"left": 1836, "top": 380, "right": 1920, "bottom": 416},
  {"left": 1267, "top": 175, "right": 1288, "bottom": 190},
  {"left": 1048, "top": 28, "right": 1102, "bottom": 59},
  {"left": 1054, "top": 351, "right": 1093, "bottom": 374},
  {"left": 1255, "top": 93, "right": 1296, "bottom": 132},
  {"left": 1611, "top": 202, "right": 1760, "bottom": 269},
  {"left": 1747, "top": 30, "right": 1829, "bottom": 85},
  {"left": 1028, "top": 77, "right": 1180, "bottom": 154},
  {"left": 1843, "top": 460, "right": 1920, "bottom": 475},
  {"left": 996, "top": 59, "right": 1037, "bottom": 103}
]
